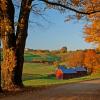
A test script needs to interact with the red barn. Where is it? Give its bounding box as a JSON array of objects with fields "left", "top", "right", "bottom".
[{"left": 56, "top": 66, "right": 77, "bottom": 79}]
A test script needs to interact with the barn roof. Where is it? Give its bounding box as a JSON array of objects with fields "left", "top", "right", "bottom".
[
  {"left": 75, "top": 67, "right": 87, "bottom": 71},
  {"left": 58, "top": 66, "right": 76, "bottom": 74}
]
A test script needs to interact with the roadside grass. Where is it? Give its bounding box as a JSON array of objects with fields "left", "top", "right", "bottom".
[{"left": 23, "top": 63, "right": 100, "bottom": 87}]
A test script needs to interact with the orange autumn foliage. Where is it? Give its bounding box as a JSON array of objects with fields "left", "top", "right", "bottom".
[
  {"left": 83, "top": 49, "right": 99, "bottom": 73},
  {"left": 84, "top": 19, "right": 100, "bottom": 50},
  {"left": 84, "top": 0, "right": 100, "bottom": 51},
  {"left": 66, "top": 51, "right": 84, "bottom": 67}
]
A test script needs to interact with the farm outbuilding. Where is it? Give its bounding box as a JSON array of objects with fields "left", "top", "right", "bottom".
[
  {"left": 56, "top": 66, "right": 77, "bottom": 79},
  {"left": 75, "top": 66, "right": 87, "bottom": 77},
  {"left": 56, "top": 66, "right": 88, "bottom": 79}
]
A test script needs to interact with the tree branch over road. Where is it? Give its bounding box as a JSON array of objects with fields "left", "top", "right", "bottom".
[{"left": 40, "top": 0, "right": 100, "bottom": 15}]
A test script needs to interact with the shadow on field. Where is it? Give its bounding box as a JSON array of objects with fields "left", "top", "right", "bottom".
[{"left": 22, "top": 73, "right": 55, "bottom": 81}]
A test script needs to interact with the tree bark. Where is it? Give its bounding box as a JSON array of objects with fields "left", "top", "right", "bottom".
[
  {"left": 15, "top": 0, "right": 32, "bottom": 86},
  {"left": 0, "top": 54, "right": 2, "bottom": 92},
  {"left": 0, "top": 40, "right": 1, "bottom": 91},
  {"left": 0, "top": 0, "right": 19, "bottom": 91}
]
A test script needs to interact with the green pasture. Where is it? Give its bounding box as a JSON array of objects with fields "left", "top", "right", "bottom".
[
  {"left": 23, "top": 63, "right": 100, "bottom": 87},
  {"left": 24, "top": 52, "right": 60, "bottom": 62}
]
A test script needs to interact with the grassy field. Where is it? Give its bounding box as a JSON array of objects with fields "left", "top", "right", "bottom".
[
  {"left": 23, "top": 63, "right": 100, "bottom": 87},
  {"left": 24, "top": 51, "right": 60, "bottom": 62}
]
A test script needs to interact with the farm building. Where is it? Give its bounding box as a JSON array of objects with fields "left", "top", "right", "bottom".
[
  {"left": 56, "top": 66, "right": 77, "bottom": 79},
  {"left": 56, "top": 66, "right": 87, "bottom": 79},
  {"left": 75, "top": 66, "right": 87, "bottom": 77}
]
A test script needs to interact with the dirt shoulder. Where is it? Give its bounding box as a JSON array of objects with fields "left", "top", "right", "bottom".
[{"left": 1, "top": 79, "right": 100, "bottom": 100}]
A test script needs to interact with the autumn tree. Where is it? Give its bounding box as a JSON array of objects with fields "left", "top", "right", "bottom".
[
  {"left": 83, "top": 49, "right": 99, "bottom": 73},
  {"left": 0, "top": 0, "right": 100, "bottom": 91},
  {"left": 84, "top": 16, "right": 100, "bottom": 51},
  {"left": 65, "top": 50, "right": 84, "bottom": 67},
  {"left": 96, "top": 53, "right": 100, "bottom": 72},
  {"left": 0, "top": 0, "right": 18, "bottom": 91},
  {"left": 84, "top": 0, "right": 100, "bottom": 51}
]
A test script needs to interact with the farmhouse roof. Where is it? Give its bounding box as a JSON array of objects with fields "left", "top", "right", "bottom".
[
  {"left": 75, "top": 67, "right": 87, "bottom": 71},
  {"left": 58, "top": 66, "right": 76, "bottom": 74}
]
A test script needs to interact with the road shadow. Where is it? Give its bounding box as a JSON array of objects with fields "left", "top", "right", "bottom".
[{"left": 0, "top": 79, "right": 100, "bottom": 100}]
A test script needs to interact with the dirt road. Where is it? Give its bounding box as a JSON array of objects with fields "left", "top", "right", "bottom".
[{"left": 1, "top": 79, "right": 100, "bottom": 100}]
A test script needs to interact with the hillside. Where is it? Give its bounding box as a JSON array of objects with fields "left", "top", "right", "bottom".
[{"left": 24, "top": 51, "right": 60, "bottom": 64}]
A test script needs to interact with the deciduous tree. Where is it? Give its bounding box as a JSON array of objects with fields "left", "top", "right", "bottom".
[
  {"left": 83, "top": 49, "right": 98, "bottom": 73},
  {"left": 84, "top": 15, "right": 100, "bottom": 51},
  {"left": 84, "top": 0, "right": 100, "bottom": 51}
]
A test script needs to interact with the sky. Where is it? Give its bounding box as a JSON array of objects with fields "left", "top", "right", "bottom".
[
  {"left": 13, "top": 1, "right": 94, "bottom": 51},
  {"left": 0, "top": 1, "right": 94, "bottom": 51},
  {"left": 25, "top": 9, "right": 93, "bottom": 51}
]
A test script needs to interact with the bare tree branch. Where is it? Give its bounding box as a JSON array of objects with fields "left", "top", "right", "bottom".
[{"left": 40, "top": 0, "right": 100, "bottom": 15}]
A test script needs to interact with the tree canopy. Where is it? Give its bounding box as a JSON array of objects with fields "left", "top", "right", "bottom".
[{"left": 84, "top": 11, "right": 100, "bottom": 51}]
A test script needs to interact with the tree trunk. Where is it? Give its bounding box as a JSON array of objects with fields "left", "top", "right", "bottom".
[
  {"left": 0, "top": 0, "right": 19, "bottom": 91},
  {"left": 15, "top": 0, "right": 32, "bottom": 86},
  {"left": 0, "top": 42, "right": 1, "bottom": 91},
  {"left": 1, "top": 47, "right": 17, "bottom": 91},
  {"left": 0, "top": 55, "right": 2, "bottom": 92}
]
